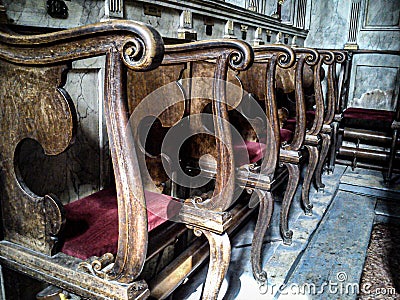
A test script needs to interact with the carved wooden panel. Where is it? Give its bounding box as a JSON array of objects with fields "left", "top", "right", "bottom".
[
  {"left": 0, "top": 60, "right": 74, "bottom": 254},
  {"left": 17, "top": 57, "right": 110, "bottom": 204},
  {"left": 127, "top": 64, "right": 186, "bottom": 192}
]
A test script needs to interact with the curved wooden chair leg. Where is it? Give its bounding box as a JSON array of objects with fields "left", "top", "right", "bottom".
[
  {"left": 251, "top": 190, "right": 274, "bottom": 285},
  {"left": 198, "top": 229, "right": 231, "bottom": 300},
  {"left": 315, "top": 133, "right": 331, "bottom": 191},
  {"left": 302, "top": 145, "right": 318, "bottom": 216},
  {"left": 280, "top": 163, "right": 300, "bottom": 245}
]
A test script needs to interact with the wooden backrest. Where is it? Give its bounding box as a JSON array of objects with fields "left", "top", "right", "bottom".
[
  {"left": 237, "top": 45, "right": 296, "bottom": 175},
  {"left": 281, "top": 48, "right": 319, "bottom": 150},
  {"left": 128, "top": 40, "right": 254, "bottom": 212},
  {"left": 322, "top": 50, "right": 346, "bottom": 124}
]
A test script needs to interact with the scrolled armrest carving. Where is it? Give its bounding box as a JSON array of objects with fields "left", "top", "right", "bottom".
[
  {"left": 333, "top": 50, "right": 347, "bottom": 64},
  {"left": 164, "top": 39, "right": 254, "bottom": 71},
  {"left": 294, "top": 47, "right": 320, "bottom": 66},
  {"left": 0, "top": 20, "right": 164, "bottom": 71},
  {"left": 319, "top": 50, "right": 335, "bottom": 65},
  {"left": 226, "top": 40, "right": 254, "bottom": 71},
  {"left": 254, "top": 44, "right": 296, "bottom": 69}
]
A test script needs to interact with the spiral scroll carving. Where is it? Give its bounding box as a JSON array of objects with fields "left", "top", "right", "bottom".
[
  {"left": 295, "top": 48, "right": 319, "bottom": 66},
  {"left": 320, "top": 50, "right": 335, "bottom": 65},
  {"left": 227, "top": 41, "right": 254, "bottom": 71},
  {"left": 333, "top": 50, "right": 346, "bottom": 63},
  {"left": 122, "top": 38, "right": 145, "bottom": 68},
  {"left": 78, "top": 253, "right": 115, "bottom": 280},
  {"left": 276, "top": 49, "right": 296, "bottom": 69},
  {"left": 253, "top": 45, "right": 295, "bottom": 69}
]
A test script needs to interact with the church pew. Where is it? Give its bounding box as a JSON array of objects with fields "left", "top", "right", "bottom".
[
  {"left": 0, "top": 20, "right": 257, "bottom": 300},
  {"left": 334, "top": 50, "right": 400, "bottom": 182},
  {"left": 314, "top": 50, "right": 347, "bottom": 187},
  {"left": 126, "top": 39, "right": 256, "bottom": 299},
  {"left": 0, "top": 20, "right": 167, "bottom": 299}
]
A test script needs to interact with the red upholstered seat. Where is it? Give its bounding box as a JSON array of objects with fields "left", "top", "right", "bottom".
[
  {"left": 61, "top": 188, "right": 182, "bottom": 260},
  {"left": 234, "top": 140, "right": 266, "bottom": 166},
  {"left": 280, "top": 128, "right": 293, "bottom": 143},
  {"left": 233, "top": 129, "right": 292, "bottom": 166},
  {"left": 343, "top": 107, "right": 395, "bottom": 122},
  {"left": 284, "top": 111, "right": 315, "bottom": 132}
]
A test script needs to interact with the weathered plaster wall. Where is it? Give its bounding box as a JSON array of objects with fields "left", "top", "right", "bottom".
[
  {"left": 305, "top": 0, "right": 350, "bottom": 49},
  {"left": 306, "top": 0, "right": 400, "bottom": 111}
]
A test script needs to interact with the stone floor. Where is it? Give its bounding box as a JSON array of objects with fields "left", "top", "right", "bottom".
[{"left": 174, "top": 166, "right": 400, "bottom": 300}]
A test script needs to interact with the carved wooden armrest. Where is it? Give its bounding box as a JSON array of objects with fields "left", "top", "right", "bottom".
[
  {"left": 0, "top": 20, "right": 164, "bottom": 286},
  {"left": 250, "top": 45, "right": 296, "bottom": 174},
  {"left": 310, "top": 50, "right": 335, "bottom": 133},
  {"left": 282, "top": 47, "right": 319, "bottom": 151},
  {"left": 321, "top": 50, "right": 347, "bottom": 127}
]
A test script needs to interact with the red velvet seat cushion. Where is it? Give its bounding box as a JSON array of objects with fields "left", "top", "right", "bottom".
[
  {"left": 343, "top": 107, "right": 395, "bottom": 122},
  {"left": 280, "top": 128, "right": 293, "bottom": 143},
  {"left": 234, "top": 140, "right": 266, "bottom": 166},
  {"left": 61, "top": 188, "right": 181, "bottom": 260},
  {"left": 233, "top": 129, "right": 293, "bottom": 166},
  {"left": 284, "top": 111, "right": 315, "bottom": 132}
]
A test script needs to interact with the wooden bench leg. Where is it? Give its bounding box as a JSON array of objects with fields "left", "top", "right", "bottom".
[
  {"left": 196, "top": 229, "right": 231, "bottom": 300},
  {"left": 251, "top": 190, "right": 274, "bottom": 285},
  {"left": 328, "top": 122, "right": 339, "bottom": 173},
  {"left": 302, "top": 145, "right": 318, "bottom": 216},
  {"left": 315, "top": 133, "right": 331, "bottom": 190},
  {"left": 280, "top": 163, "right": 300, "bottom": 245},
  {"left": 386, "top": 127, "right": 399, "bottom": 182}
]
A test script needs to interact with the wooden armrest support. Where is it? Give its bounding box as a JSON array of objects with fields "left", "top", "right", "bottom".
[
  {"left": 314, "top": 50, "right": 335, "bottom": 132},
  {"left": 0, "top": 20, "right": 163, "bottom": 70},
  {"left": 240, "top": 45, "right": 296, "bottom": 174}
]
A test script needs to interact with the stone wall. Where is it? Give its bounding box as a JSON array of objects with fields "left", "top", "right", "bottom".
[{"left": 306, "top": 0, "right": 400, "bottom": 111}]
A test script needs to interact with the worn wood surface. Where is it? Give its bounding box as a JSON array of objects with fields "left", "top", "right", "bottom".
[{"left": 0, "top": 60, "right": 73, "bottom": 255}]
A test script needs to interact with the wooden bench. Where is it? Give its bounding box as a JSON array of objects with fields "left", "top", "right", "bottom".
[
  {"left": 0, "top": 19, "right": 166, "bottom": 299},
  {"left": 0, "top": 18, "right": 266, "bottom": 299},
  {"left": 226, "top": 44, "right": 297, "bottom": 283},
  {"left": 127, "top": 39, "right": 256, "bottom": 299},
  {"left": 334, "top": 50, "right": 400, "bottom": 182}
]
